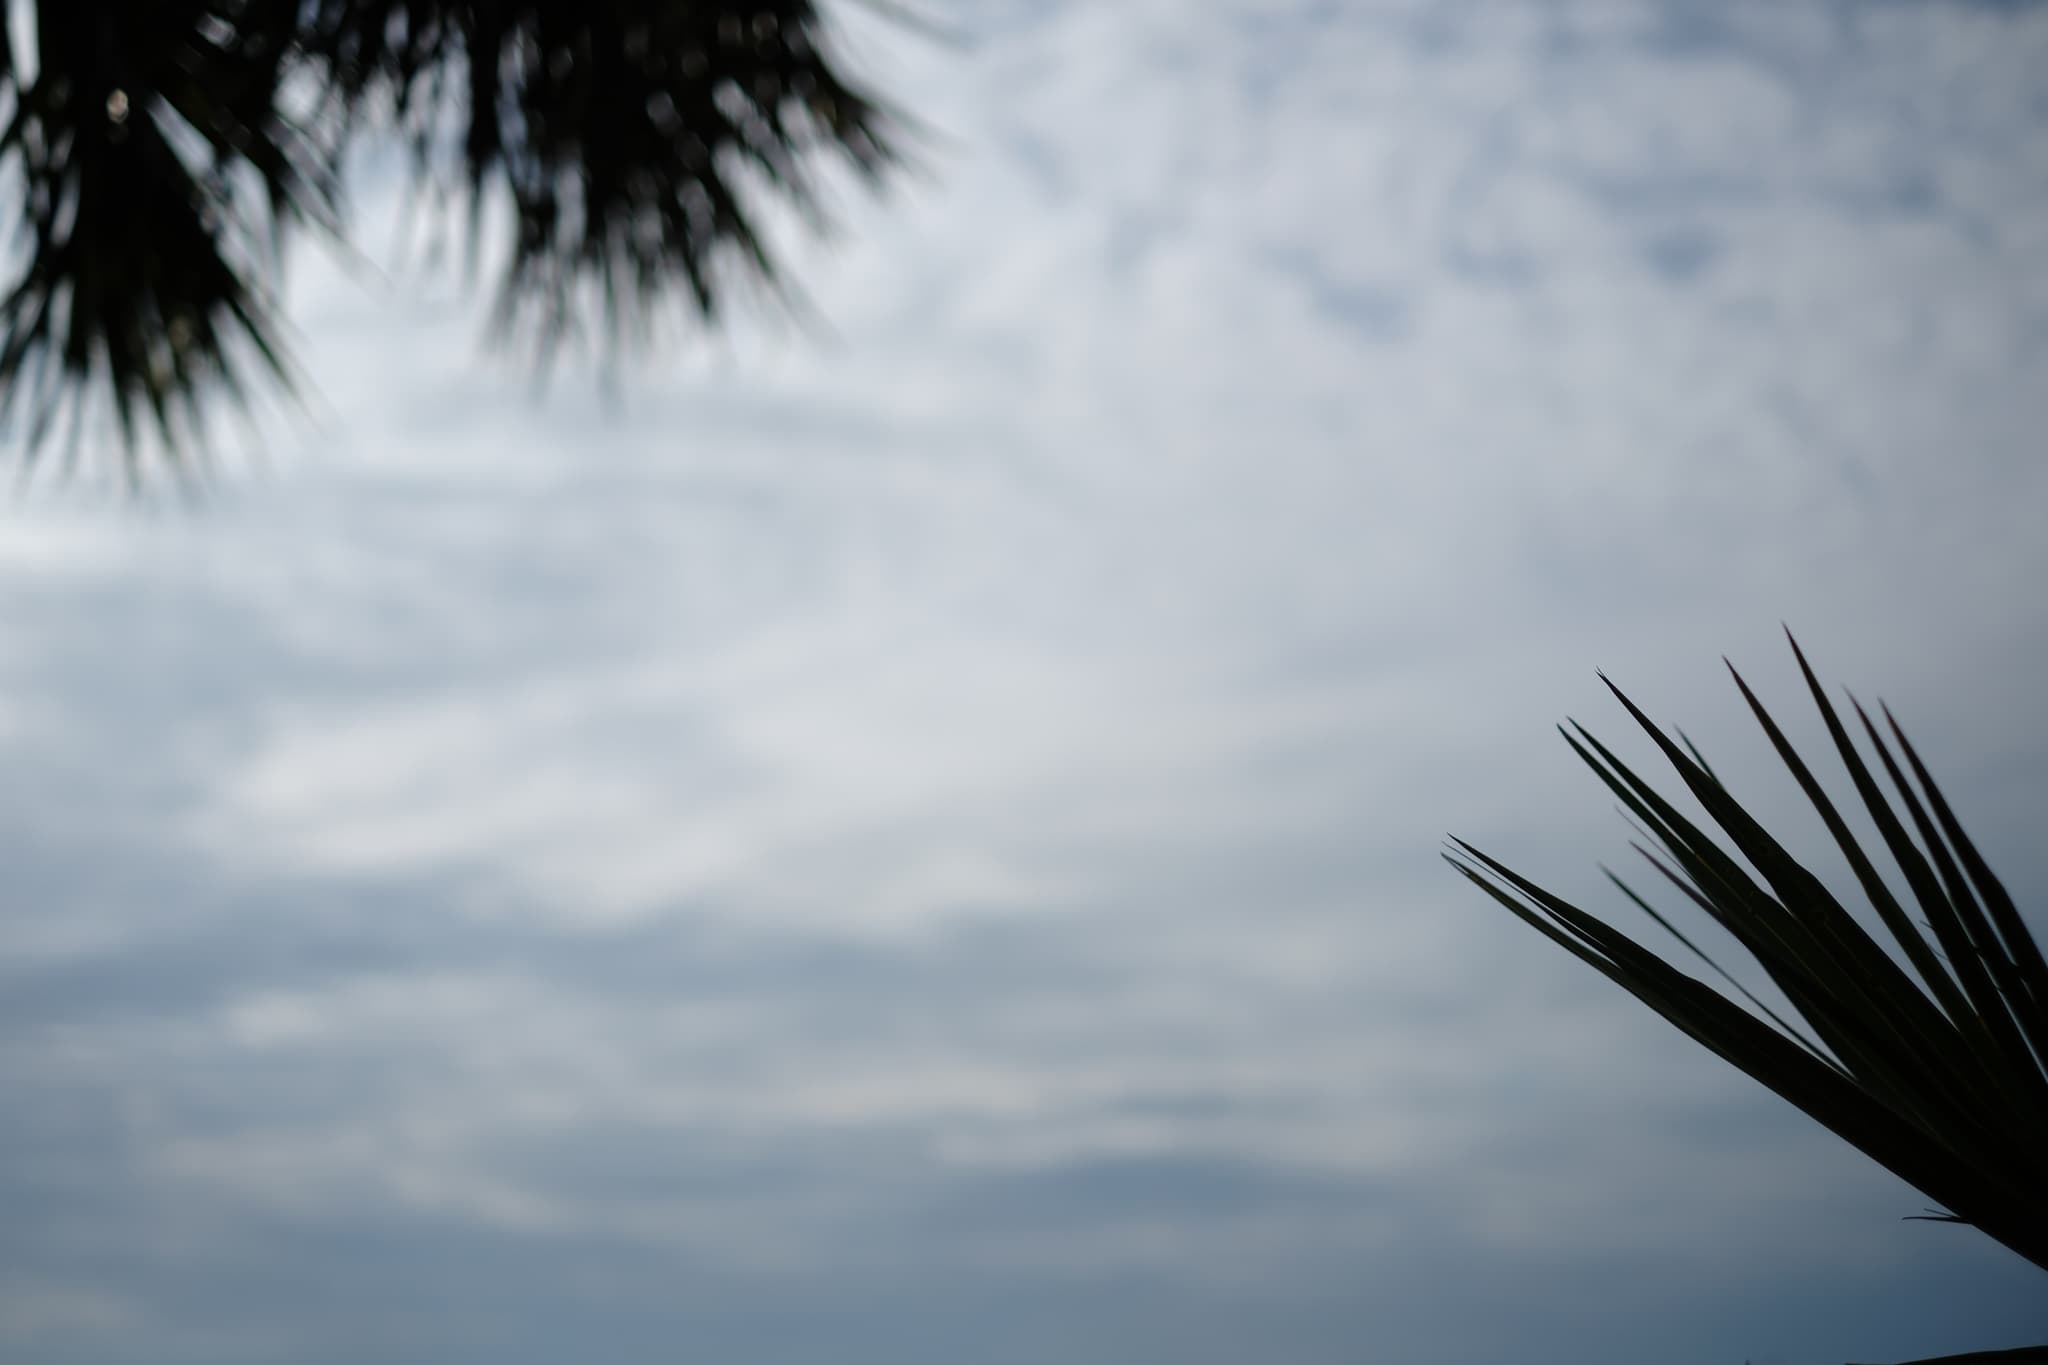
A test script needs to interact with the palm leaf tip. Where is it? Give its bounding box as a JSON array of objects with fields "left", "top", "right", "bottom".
[
  {"left": 1451, "top": 634, "right": 2048, "bottom": 1286},
  {"left": 1850, "top": 1348, "right": 2048, "bottom": 1365}
]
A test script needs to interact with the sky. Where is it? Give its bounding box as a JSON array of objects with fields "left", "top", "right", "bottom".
[{"left": 4, "top": 0, "right": 2048, "bottom": 1362}]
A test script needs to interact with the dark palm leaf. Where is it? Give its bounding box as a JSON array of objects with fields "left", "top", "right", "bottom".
[
  {"left": 0, "top": 2, "right": 342, "bottom": 478},
  {"left": 1446, "top": 633, "right": 2048, "bottom": 1365},
  {"left": 293, "top": 0, "right": 906, "bottom": 366},
  {"left": 0, "top": 0, "right": 909, "bottom": 474}
]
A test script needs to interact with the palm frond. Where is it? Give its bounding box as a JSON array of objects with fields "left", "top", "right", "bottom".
[
  {"left": 1447, "top": 631, "right": 2048, "bottom": 1364},
  {"left": 0, "top": 1, "right": 913, "bottom": 475},
  {"left": 1847, "top": 1348, "right": 2048, "bottom": 1365},
  {"left": 0, "top": 2, "right": 341, "bottom": 480},
  {"left": 292, "top": 0, "right": 910, "bottom": 370}
]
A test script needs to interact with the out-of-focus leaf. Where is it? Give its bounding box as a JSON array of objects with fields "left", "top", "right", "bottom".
[{"left": 0, "top": 1, "right": 912, "bottom": 476}]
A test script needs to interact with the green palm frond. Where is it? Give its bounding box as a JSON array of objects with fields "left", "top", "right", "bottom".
[{"left": 1447, "top": 632, "right": 2048, "bottom": 1365}]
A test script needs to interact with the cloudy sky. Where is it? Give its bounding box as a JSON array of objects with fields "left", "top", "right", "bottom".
[{"left": 6, "top": 1, "right": 2048, "bottom": 1361}]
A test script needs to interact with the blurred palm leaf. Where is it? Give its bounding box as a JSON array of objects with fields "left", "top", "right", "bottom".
[
  {"left": 1446, "top": 634, "right": 2048, "bottom": 1365},
  {"left": 292, "top": 0, "right": 904, "bottom": 362},
  {"left": 0, "top": 2, "right": 343, "bottom": 476},
  {"left": 0, "top": 0, "right": 907, "bottom": 475}
]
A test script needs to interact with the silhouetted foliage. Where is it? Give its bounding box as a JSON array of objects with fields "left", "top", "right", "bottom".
[
  {"left": 0, "top": 0, "right": 907, "bottom": 476},
  {"left": 1450, "top": 633, "right": 2048, "bottom": 1365}
]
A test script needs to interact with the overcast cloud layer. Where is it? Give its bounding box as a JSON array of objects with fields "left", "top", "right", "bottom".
[{"left": 4, "top": 1, "right": 2048, "bottom": 1362}]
